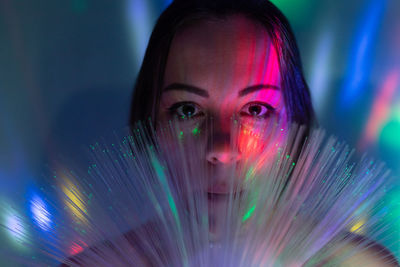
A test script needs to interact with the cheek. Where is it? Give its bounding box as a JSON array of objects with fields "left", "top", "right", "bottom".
[{"left": 237, "top": 110, "right": 289, "bottom": 160}]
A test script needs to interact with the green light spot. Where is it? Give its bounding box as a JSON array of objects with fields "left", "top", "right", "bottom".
[
  {"left": 270, "top": 0, "right": 316, "bottom": 27},
  {"left": 242, "top": 204, "right": 256, "bottom": 222},
  {"left": 192, "top": 127, "right": 199, "bottom": 135}
]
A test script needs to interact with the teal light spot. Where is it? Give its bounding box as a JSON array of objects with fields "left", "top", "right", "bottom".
[
  {"left": 380, "top": 120, "right": 400, "bottom": 149},
  {"left": 270, "top": 0, "right": 317, "bottom": 27}
]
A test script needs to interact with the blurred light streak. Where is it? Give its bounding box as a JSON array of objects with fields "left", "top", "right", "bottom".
[
  {"left": 60, "top": 176, "right": 88, "bottom": 224},
  {"left": 69, "top": 239, "right": 88, "bottom": 256},
  {"left": 0, "top": 0, "right": 51, "bottom": 142},
  {"left": 1, "top": 204, "right": 29, "bottom": 250},
  {"left": 339, "top": 0, "right": 387, "bottom": 109},
  {"left": 126, "top": 0, "right": 154, "bottom": 68},
  {"left": 29, "top": 193, "right": 52, "bottom": 231},
  {"left": 349, "top": 219, "right": 366, "bottom": 235},
  {"left": 309, "top": 27, "right": 334, "bottom": 114},
  {"left": 359, "top": 70, "right": 399, "bottom": 148}
]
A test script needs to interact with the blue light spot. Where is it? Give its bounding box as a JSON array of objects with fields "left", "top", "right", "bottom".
[
  {"left": 30, "top": 194, "right": 52, "bottom": 231},
  {"left": 339, "top": 0, "right": 387, "bottom": 109}
]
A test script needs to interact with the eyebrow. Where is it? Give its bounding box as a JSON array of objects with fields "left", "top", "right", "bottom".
[
  {"left": 162, "top": 83, "right": 280, "bottom": 98},
  {"left": 162, "top": 83, "right": 209, "bottom": 97},
  {"left": 238, "top": 84, "right": 280, "bottom": 97}
]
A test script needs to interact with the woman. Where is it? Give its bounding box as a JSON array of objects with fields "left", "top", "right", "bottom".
[
  {"left": 127, "top": 0, "right": 398, "bottom": 266},
  {"left": 63, "top": 0, "right": 397, "bottom": 265}
]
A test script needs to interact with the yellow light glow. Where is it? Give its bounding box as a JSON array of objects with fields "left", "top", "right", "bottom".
[
  {"left": 61, "top": 176, "right": 88, "bottom": 224},
  {"left": 349, "top": 219, "right": 366, "bottom": 234}
]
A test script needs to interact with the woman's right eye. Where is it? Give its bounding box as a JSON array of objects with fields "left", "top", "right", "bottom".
[{"left": 167, "top": 102, "right": 204, "bottom": 120}]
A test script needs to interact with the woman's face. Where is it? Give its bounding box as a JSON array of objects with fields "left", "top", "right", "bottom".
[{"left": 158, "top": 15, "right": 288, "bottom": 202}]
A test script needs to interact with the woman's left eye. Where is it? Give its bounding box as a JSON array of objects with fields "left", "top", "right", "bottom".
[{"left": 239, "top": 102, "right": 275, "bottom": 118}]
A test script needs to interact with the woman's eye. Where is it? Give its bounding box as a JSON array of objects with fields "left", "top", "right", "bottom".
[
  {"left": 240, "top": 102, "right": 275, "bottom": 119},
  {"left": 168, "top": 102, "right": 204, "bottom": 120}
]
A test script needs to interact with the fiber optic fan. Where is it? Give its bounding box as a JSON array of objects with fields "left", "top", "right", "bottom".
[{"left": 0, "top": 121, "right": 398, "bottom": 266}]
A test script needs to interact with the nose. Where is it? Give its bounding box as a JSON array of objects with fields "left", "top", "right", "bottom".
[
  {"left": 205, "top": 116, "right": 241, "bottom": 165},
  {"left": 206, "top": 146, "right": 241, "bottom": 164}
]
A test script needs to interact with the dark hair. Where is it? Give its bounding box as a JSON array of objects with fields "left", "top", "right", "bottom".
[{"left": 129, "top": 0, "right": 315, "bottom": 127}]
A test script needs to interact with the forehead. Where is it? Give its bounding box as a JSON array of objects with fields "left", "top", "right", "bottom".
[{"left": 163, "top": 15, "right": 281, "bottom": 92}]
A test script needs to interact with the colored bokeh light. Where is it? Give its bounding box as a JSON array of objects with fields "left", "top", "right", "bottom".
[
  {"left": 1, "top": 204, "right": 30, "bottom": 250},
  {"left": 69, "top": 239, "right": 88, "bottom": 256},
  {"left": 270, "top": 0, "right": 317, "bottom": 26},
  {"left": 349, "top": 219, "right": 366, "bottom": 235},
  {"left": 60, "top": 176, "right": 88, "bottom": 224},
  {"left": 29, "top": 194, "right": 52, "bottom": 231},
  {"left": 360, "top": 71, "right": 399, "bottom": 148},
  {"left": 339, "top": 0, "right": 387, "bottom": 109}
]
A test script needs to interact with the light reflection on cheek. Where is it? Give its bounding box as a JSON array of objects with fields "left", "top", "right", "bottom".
[
  {"left": 238, "top": 127, "right": 263, "bottom": 156},
  {"left": 238, "top": 118, "right": 288, "bottom": 157}
]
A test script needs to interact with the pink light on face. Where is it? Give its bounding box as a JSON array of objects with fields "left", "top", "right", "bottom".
[
  {"left": 232, "top": 27, "right": 286, "bottom": 160},
  {"left": 359, "top": 70, "right": 399, "bottom": 148}
]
